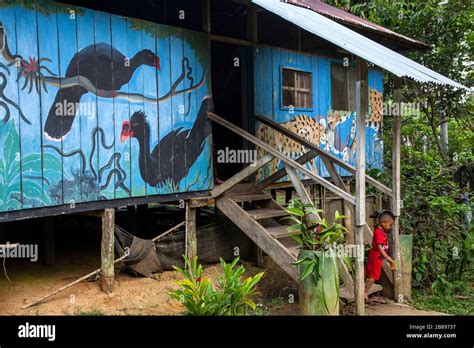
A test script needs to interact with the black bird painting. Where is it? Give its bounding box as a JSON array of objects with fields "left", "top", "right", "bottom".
[
  {"left": 44, "top": 43, "right": 161, "bottom": 140},
  {"left": 120, "top": 96, "right": 213, "bottom": 187}
]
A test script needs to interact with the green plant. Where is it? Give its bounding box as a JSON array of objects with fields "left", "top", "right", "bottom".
[
  {"left": 284, "top": 198, "right": 347, "bottom": 282},
  {"left": 169, "top": 256, "right": 263, "bottom": 316}
]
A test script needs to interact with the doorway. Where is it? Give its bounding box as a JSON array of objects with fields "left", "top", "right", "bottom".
[{"left": 211, "top": 40, "right": 252, "bottom": 181}]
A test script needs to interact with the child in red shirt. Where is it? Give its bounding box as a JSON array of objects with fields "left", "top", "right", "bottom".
[{"left": 364, "top": 210, "right": 397, "bottom": 301}]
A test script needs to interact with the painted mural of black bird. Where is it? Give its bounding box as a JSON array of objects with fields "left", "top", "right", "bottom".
[
  {"left": 120, "top": 96, "right": 213, "bottom": 187},
  {"left": 44, "top": 43, "right": 161, "bottom": 140}
]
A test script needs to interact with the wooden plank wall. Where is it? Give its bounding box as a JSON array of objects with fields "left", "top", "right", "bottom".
[
  {"left": 0, "top": 0, "right": 213, "bottom": 214},
  {"left": 254, "top": 45, "right": 384, "bottom": 182}
]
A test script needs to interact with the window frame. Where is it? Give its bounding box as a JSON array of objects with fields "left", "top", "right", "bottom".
[
  {"left": 330, "top": 61, "right": 359, "bottom": 112},
  {"left": 279, "top": 66, "right": 314, "bottom": 112}
]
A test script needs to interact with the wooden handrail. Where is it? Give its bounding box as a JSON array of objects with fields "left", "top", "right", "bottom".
[
  {"left": 211, "top": 153, "right": 275, "bottom": 197},
  {"left": 259, "top": 150, "right": 318, "bottom": 188},
  {"left": 255, "top": 114, "right": 393, "bottom": 197},
  {"left": 208, "top": 112, "right": 356, "bottom": 205}
]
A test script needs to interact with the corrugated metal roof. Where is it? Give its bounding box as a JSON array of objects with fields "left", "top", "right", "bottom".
[
  {"left": 252, "top": 0, "right": 469, "bottom": 90},
  {"left": 287, "top": 0, "right": 430, "bottom": 50}
]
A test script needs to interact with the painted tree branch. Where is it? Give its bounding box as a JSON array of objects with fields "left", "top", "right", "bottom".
[{"left": 41, "top": 68, "right": 206, "bottom": 104}]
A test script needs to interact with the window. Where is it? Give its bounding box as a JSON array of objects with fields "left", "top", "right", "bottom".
[
  {"left": 331, "top": 64, "right": 358, "bottom": 111},
  {"left": 281, "top": 68, "right": 313, "bottom": 109}
]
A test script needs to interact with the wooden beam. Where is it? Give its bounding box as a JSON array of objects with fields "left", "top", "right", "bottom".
[
  {"left": 100, "top": 208, "right": 115, "bottom": 294},
  {"left": 201, "top": 0, "right": 211, "bottom": 34},
  {"left": 391, "top": 76, "right": 404, "bottom": 303},
  {"left": 79, "top": 210, "right": 104, "bottom": 218},
  {"left": 0, "top": 189, "right": 210, "bottom": 223},
  {"left": 207, "top": 112, "right": 356, "bottom": 205},
  {"left": 343, "top": 181, "right": 355, "bottom": 244},
  {"left": 253, "top": 244, "right": 264, "bottom": 267},
  {"left": 246, "top": 1, "right": 258, "bottom": 42},
  {"left": 211, "top": 153, "right": 275, "bottom": 197},
  {"left": 320, "top": 156, "right": 346, "bottom": 190},
  {"left": 285, "top": 164, "right": 321, "bottom": 220},
  {"left": 188, "top": 197, "right": 215, "bottom": 208},
  {"left": 354, "top": 58, "right": 368, "bottom": 315},
  {"left": 185, "top": 202, "right": 198, "bottom": 262},
  {"left": 259, "top": 150, "right": 318, "bottom": 188},
  {"left": 255, "top": 115, "right": 393, "bottom": 197},
  {"left": 210, "top": 34, "right": 253, "bottom": 47}
]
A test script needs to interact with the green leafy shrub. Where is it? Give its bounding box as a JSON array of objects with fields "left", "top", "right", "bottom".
[
  {"left": 284, "top": 198, "right": 347, "bottom": 281},
  {"left": 169, "top": 256, "right": 263, "bottom": 316}
]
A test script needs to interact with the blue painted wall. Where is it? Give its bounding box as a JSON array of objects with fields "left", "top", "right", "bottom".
[
  {"left": 254, "top": 45, "right": 384, "bottom": 181},
  {"left": 0, "top": 1, "right": 213, "bottom": 213}
]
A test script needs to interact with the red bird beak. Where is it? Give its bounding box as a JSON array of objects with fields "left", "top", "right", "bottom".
[
  {"left": 120, "top": 120, "right": 133, "bottom": 143},
  {"left": 154, "top": 56, "right": 161, "bottom": 71}
]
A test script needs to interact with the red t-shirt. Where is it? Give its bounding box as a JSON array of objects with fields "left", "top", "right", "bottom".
[{"left": 371, "top": 226, "right": 388, "bottom": 259}]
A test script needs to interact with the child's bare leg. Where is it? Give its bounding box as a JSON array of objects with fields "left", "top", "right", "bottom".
[{"left": 364, "top": 278, "right": 375, "bottom": 301}]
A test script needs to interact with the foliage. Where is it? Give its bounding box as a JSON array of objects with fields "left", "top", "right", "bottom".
[
  {"left": 387, "top": 114, "right": 472, "bottom": 287},
  {"left": 0, "top": 120, "right": 61, "bottom": 209},
  {"left": 169, "top": 256, "right": 264, "bottom": 316},
  {"left": 284, "top": 198, "right": 347, "bottom": 282},
  {"left": 325, "top": 0, "right": 472, "bottom": 156},
  {"left": 326, "top": 0, "right": 473, "bottom": 293},
  {"left": 412, "top": 280, "right": 474, "bottom": 315}
]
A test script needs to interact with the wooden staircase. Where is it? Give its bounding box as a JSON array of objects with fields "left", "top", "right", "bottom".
[
  {"left": 215, "top": 182, "right": 383, "bottom": 298},
  {"left": 207, "top": 112, "right": 393, "bottom": 302},
  {"left": 215, "top": 183, "right": 299, "bottom": 280}
]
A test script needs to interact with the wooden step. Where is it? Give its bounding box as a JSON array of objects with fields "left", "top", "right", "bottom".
[
  {"left": 226, "top": 183, "right": 262, "bottom": 195},
  {"left": 245, "top": 208, "right": 288, "bottom": 220},
  {"left": 227, "top": 192, "right": 272, "bottom": 203},
  {"left": 266, "top": 225, "right": 294, "bottom": 239}
]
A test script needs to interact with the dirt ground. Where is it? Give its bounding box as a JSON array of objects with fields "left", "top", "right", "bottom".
[{"left": 0, "top": 249, "right": 445, "bottom": 316}]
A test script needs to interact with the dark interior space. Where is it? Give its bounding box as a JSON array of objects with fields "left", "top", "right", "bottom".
[
  {"left": 211, "top": 40, "right": 247, "bottom": 181},
  {"left": 210, "top": 0, "right": 248, "bottom": 40},
  {"left": 258, "top": 10, "right": 299, "bottom": 50},
  {"left": 0, "top": 206, "right": 227, "bottom": 271},
  {"left": 55, "top": 0, "right": 203, "bottom": 31}
]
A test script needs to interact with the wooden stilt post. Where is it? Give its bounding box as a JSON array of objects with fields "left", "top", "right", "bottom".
[
  {"left": 392, "top": 77, "right": 404, "bottom": 303},
  {"left": 100, "top": 208, "right": 115, "bottom": 294},
  {"left": 343, "top": 180, "right": 355, "bottom": 244},
  {"left": 253, "top": 244, "right": 264, "bottom": 267},
  {"left": 355, "top": 58, "right": 368, "bottom": 315},
  {"left": 185, "top": 201, "right": 197, "bottom": 262},
  {"left": 42, "top": 216, "right": 55, "bottom": 266}
]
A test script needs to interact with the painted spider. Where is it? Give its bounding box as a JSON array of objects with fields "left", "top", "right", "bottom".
[
  {"left": 0, "top": 62, "right": 30, "bottom": 125},
  {"left": 15, "top": 56, "right": 57, "bottom": 94}
]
